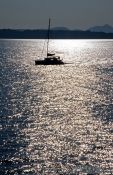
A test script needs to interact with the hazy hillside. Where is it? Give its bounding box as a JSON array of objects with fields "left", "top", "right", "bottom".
[
  {"left": 0, "top": 29, "right": 113, "bottom": 39},
  {"left": 88, "top": 24, "right": 113, "bottom": 33},
  {"left": 51, "top": 27, "right": 69, "bottom": 30}
]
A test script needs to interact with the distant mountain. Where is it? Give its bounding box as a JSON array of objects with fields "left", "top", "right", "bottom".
[
  {"left": 51, "top": 27, "right": 69, "bottom": 30},
  {"left": 88, "top": 24, "right": 113, "bottom": 33},
  {"left": 1, "top": 28, "right": 113, "bottom": 39}
]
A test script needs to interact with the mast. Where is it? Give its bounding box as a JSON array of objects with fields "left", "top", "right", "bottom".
[{"left": 47, "top": 18, "right": 51, "bottom": 57}]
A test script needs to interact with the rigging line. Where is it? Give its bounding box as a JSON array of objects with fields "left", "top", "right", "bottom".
[
  {"left": 47, "top": 18, "right": 51, "bottom": 57},
  {"left": 41, "top": 18, "right": 51, "bottom": 58},
  {"left": 40, "top": 39, "right": 46, "bottom": 57}
]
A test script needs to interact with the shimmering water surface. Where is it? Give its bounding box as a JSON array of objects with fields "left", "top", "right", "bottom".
[{"left": 0, "top": 39, "right": 113, "bottom": 174}]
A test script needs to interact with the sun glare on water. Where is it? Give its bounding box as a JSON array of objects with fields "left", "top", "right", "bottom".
[{"left": 0, "top": 39, "right": 113, "bottom": 174}]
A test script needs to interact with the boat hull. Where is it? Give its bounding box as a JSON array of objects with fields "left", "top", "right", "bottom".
[{"left": 35, "top": 59, "right": 64, "bottom": 65}]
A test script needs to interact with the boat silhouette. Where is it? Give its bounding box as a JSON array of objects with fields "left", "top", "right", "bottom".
[{"left": 35, "top": 19, "right": 64, "bottom": 65}]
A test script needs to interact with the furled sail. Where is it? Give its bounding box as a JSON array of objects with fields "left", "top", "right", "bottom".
[{"left": 47, "top": 53, "right": 55, "bottom": 56}]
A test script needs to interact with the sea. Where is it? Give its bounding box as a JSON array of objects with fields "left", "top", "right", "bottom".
[{"left": 0, "top": 39, "right": 113, "bottom": 175}]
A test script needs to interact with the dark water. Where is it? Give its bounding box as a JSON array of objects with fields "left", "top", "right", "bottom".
[{"left": 0, "top": 39, "right": 113, "bottom": 174}]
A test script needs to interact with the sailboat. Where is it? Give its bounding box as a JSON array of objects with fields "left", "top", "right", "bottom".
[{"left": 35, "top": 19, "right": 64, "bottom": 65}]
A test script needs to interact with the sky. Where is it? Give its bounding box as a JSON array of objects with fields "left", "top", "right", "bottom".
[{"left": 0, "top": 0, "right": 113, "bottom": 30}]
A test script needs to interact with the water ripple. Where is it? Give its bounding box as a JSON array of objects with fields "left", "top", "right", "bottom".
[{"left": 0, "top": 39, "right": 113, "bottom": 174}]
